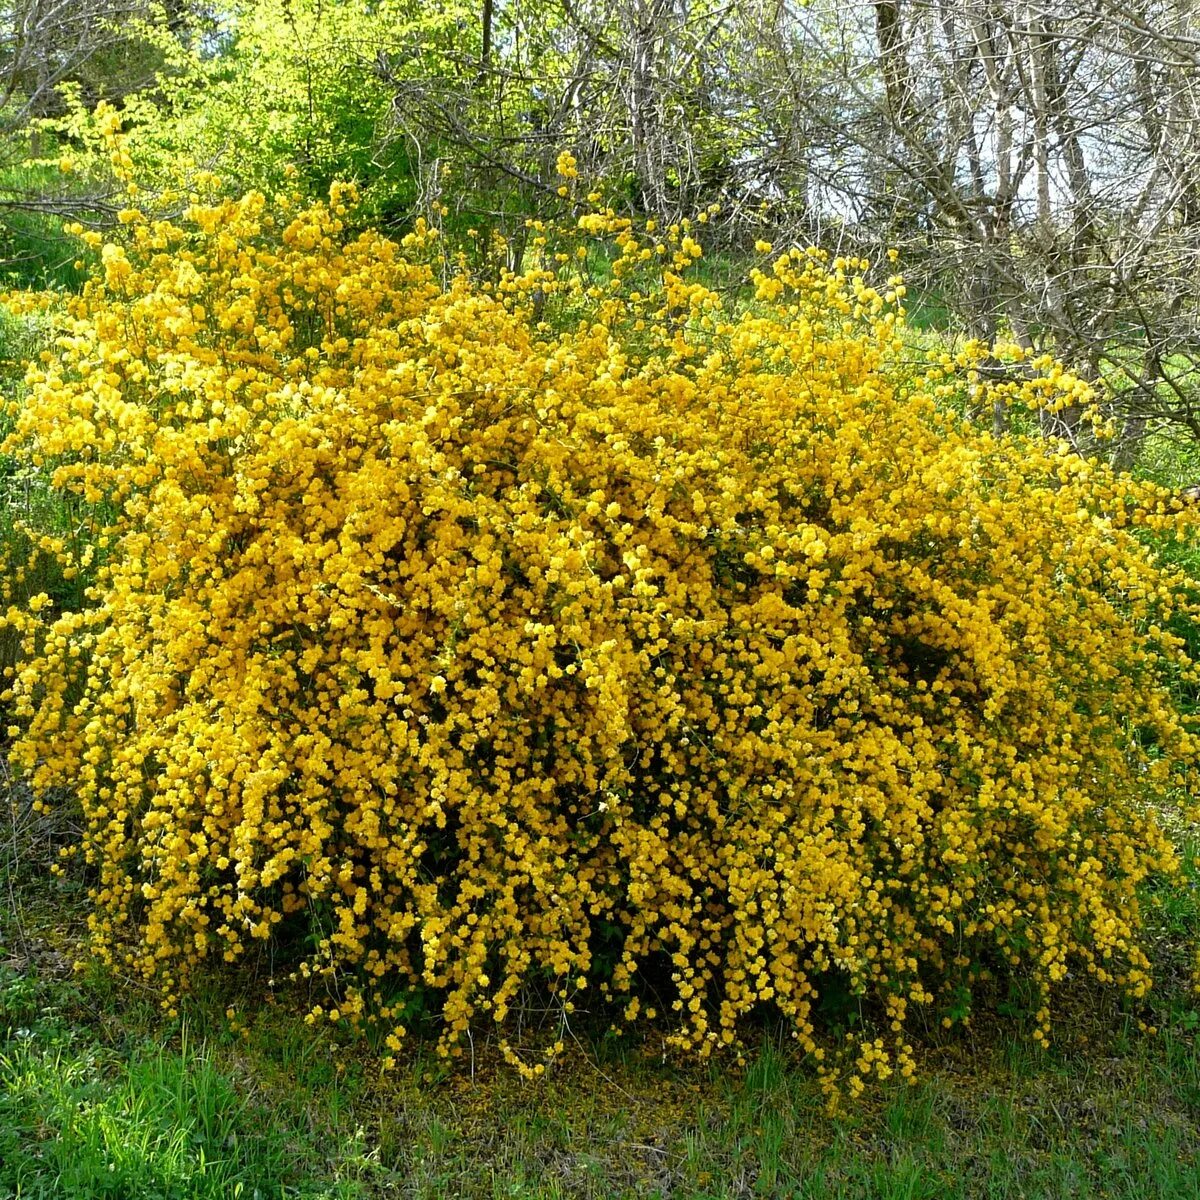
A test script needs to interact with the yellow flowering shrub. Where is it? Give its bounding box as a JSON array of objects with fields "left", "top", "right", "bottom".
[{"left": 3, "top": 186, "right": 1199, "bottom": 1092}]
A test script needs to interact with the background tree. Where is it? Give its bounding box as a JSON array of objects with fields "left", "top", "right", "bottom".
[
  {"left": 0, "top": 0, "right": 208, "bottom": 282},
  {"left": 773, "top": 0, "right": 1200, "bottom": 454}
]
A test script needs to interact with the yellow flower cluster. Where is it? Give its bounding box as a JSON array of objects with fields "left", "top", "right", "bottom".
[{"left": 3, "top": 188, "right": 1199, "bottom": 1091}]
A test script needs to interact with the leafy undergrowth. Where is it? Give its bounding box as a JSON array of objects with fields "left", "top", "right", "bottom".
[{"left": 5, "top": 784, "right": 1200, "bottom": 1200}]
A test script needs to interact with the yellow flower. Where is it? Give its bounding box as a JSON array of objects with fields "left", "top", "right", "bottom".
[{"left": 4, "top": 180, "right": 1196, "bottom": 1101}]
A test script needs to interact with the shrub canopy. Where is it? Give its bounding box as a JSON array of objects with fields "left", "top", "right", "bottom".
[{"left": 4, "top": 184, "right": 1199, "bottom": 1093}]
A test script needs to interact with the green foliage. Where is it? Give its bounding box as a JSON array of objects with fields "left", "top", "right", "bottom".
[{"left": 89, "top": 1, "right": 470, "bottom": 224}]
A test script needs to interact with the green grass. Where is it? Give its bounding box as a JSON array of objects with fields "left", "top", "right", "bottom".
[
  {"left": 0, "top": 155, "right": 96, "bottom": 292},
  {"left": 0, "top": 208, "right": 91, "bottom": 293},
  {"left": 0, "top": 1021, "right": 349, "bottom": 1199},
  {"left": 1135, "top": 429, "right": 1200, "bottom": 493},
  {"left": 4, "top": 958, "right": 1200, "bottom": 1200}
]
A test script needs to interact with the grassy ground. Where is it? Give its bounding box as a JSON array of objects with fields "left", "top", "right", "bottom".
[{"left": 4, "top": 781, "right": 1200, "bottom": 1200}]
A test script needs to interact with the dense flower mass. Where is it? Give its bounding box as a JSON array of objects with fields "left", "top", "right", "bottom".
[{"left": 3, "top": 183, "right": 1198, "bottom": 1094}]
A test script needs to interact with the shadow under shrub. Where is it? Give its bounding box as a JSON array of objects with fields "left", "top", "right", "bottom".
[{"left": 3, "top": 183, "right": 1199, "bottom": 1096}]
